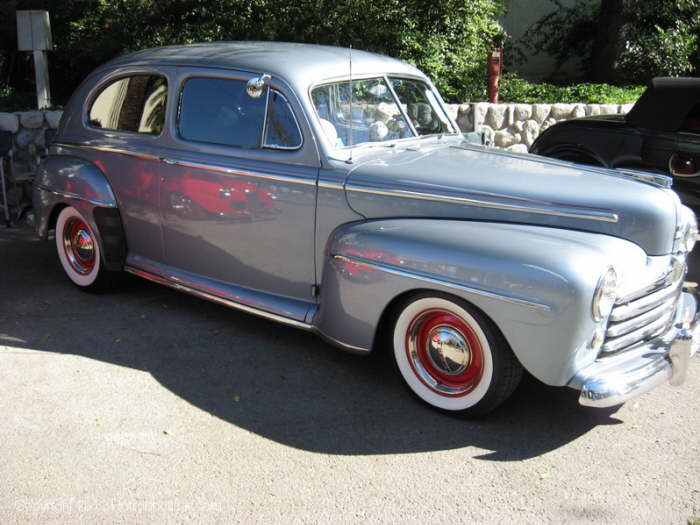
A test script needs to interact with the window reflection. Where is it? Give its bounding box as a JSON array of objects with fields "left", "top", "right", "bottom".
[{"left": 89, "top": 75, "right": 167, "bottom": 135}]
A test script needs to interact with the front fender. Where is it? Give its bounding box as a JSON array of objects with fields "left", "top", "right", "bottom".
[
  {"left": 314, "top": 219, "right": 648, "bottom": 386},
  {"left": 33, "top": 155, "right": 117, "bottom": 239}
]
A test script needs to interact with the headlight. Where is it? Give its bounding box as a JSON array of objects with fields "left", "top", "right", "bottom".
[{"left": 592, "top": 267, "right": 617, "bottom": 321}]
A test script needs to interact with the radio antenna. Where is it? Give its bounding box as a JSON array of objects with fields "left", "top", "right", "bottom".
[{"left": 347, "top": 45, "right": 353, "bottom": 164}]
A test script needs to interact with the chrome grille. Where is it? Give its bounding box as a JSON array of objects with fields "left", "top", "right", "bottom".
[{"left": 601, "top": 280, "right": 682, "bottom": 355}]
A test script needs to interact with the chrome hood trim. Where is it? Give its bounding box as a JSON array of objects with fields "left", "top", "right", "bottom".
[
  {"left": 345, "top": 144, "right": 679, "bottom": 255},
  {"left": 346, "top": 183, "right": 619, "bottom": 223}
]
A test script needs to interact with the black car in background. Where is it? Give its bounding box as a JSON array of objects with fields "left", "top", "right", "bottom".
[{"left": 530, "top": 77, "right": 700, "bottom": 215}]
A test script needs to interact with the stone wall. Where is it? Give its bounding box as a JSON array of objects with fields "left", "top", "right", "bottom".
[
  {"left": 444, "top": 102, "right": 633, "bottom": 153},
  {"left": 1, "top": 104, "right": 635, "bottom": 162},
  {"left": 0, "top": 110, "right": 63, "bottom": 175}
]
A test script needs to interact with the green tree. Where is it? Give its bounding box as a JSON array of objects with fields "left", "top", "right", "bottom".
[{"left": 2, "top": 0, "right": 507, "bottom": 105}]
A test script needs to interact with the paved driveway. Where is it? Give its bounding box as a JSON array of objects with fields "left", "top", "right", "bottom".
[{"left": 1, "top": 224, "right": 699, "bottom": 524}]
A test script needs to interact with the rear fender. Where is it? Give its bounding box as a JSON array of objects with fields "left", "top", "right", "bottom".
[{"left": 33, "top": 156, "right": 125, "bottom": 270}]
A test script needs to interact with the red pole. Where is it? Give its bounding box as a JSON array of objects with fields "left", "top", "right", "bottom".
[{"left": 487, "top": 48, "right": 503, "bottom": 103}]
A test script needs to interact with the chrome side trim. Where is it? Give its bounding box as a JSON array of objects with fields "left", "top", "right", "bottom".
[
  {"left": 615, "top": 168, "right": 673, "bottom": 189},
  {"left": 54, "top": 141, "right": 161, "bottom": 162},
  {"left": 124, "top": 265, "right": 313, "bottom": 331},
  {"left": 331, "top": 254, "right": 552, "bottom": 312},
  {"left": 317, "top": 181, "right": 345, "bottom": 190},
  {"left": 345, "top": 183, "right": 619, "bottom": 223},
  {"left": 33, "top": 183, "right": 117, "bottom": 208},
  {"left": 157, "top": 157, "right": 316, "bottom": 186},
  {"left": 55, "top": 141, "right": 316, "bottom": 187},
  {"left": 124, "top": 264, "right": 371, "bottom": 354}
]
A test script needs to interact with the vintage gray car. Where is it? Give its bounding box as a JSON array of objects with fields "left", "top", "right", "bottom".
[{"left": 33, "top": 42, "right": 700, "bottom": 416}]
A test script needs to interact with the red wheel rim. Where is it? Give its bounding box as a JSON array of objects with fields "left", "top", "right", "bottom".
[
  {"left": 405, "top": 308, "right": 484, "bottom": 397},
  {"left": 62, "top": 216, "right": 96, "bottom": 275}
]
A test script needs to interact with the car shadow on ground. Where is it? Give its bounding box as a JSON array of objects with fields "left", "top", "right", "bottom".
[{"left": 1, "top": 225, "right": 626, "bottom": 460}]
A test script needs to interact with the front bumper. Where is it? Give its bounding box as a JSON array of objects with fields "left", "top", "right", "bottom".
[{"left": 574, "top": 289, "right": 700, "bottom": 408}]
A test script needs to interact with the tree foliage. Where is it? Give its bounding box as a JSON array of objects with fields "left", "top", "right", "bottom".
[
  {"left": 2, "top": 0, "right": 507, "bottom": 104},
  {"left": 516, "top": 0, "right": 699, "bottom": 84}
]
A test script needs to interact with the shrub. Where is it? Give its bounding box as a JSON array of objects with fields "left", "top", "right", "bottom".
[{"left": 498, "top": 74, "right": 644, "bottom": 104}]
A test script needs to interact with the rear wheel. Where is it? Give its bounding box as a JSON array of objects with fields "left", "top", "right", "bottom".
[
  {"left": 55, "top": 206, "right": 118, "bottom": 292},
  {"left": 392, "top": 293, "right": 523, "bottom": 416}
]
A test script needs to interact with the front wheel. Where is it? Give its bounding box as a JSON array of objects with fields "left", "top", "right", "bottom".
[
  {"left": 392, "top": 293, "right": 523, "bottom": 417},
  {"left": 55, "top": 206, "right": 117, "bottom": 292}
]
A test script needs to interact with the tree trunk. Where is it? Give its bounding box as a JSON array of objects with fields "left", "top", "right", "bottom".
[{"left": 589, "top": 0, "right": 638, "bottom": 83}]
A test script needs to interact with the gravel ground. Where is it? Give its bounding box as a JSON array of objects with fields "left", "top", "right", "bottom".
[{"left": 1, "top": 224, "right": 699, "bottom": 524}]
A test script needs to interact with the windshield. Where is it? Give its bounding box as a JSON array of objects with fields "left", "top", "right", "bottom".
[{"left": 311, "top": 76, "right": 455, "bottom": 148}]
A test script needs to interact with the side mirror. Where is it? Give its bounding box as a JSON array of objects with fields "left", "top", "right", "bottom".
[{"left": 246, "top": 74, "right": 271, "bottom": 99}]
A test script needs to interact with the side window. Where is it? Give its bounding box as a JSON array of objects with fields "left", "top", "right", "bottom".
[
  {"left": 263, "top": 90, "right": 302, "bottom": 149},
  {"left": 179, "top": 77, "right": 266, "bottom": 148},
  {"left": 89, "top": 75, "right": 167, "bottom": 135}
]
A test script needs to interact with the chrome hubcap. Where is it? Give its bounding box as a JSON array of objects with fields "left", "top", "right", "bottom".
[
  {"left": 63, "top": 218, "right": 96, "bottom": 275},
  {"left": 405, "top": 308, "right": 483, "bottom": 397},
  {"left": 427, "top": 326, "right": 471, "bottom": 376},
  {"left": 73, "top": 229, "right": 94, "bottom": 261}
]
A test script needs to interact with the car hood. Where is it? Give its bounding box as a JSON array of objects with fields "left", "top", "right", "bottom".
[{"left": 344, "top": 143, "right": 678, "bottom": 255}]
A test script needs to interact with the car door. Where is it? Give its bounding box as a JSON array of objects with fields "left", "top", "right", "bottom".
[{"left": 158, "top": 68, "right": 319, "bottom": 301}]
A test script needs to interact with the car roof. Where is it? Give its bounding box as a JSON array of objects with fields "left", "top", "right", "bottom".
[
  {"left": 626, "top": 77, "right": 700, "bottom": 132},
  {"left": 98, "top": 41, "right": 427, "bottom": 89}
]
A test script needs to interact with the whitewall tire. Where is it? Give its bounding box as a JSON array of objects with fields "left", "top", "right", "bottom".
[
  {"left": 55, "top": 206, "right": 116, "bottom": 292},
  {"left": 392, "top": 293, "right": 522, "bottom": 416}
]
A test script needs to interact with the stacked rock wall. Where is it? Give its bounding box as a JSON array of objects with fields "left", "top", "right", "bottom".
[
  {"left": 0, "top": 110, "right": 63, "bottom": 175},
  {"left": 445, "top": 103, "right": 634, "bottom": 153},
  {"left": 1, "top": 104, "right": 634, "bottom": 161}
]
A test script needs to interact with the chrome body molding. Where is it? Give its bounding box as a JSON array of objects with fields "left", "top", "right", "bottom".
[
  {"left": 331, "top": 254, "right": 552, "bottom": 312},
  {"left": 317, "top": 180, "right": 345, "bottom": 191},
  {"left": 124, "top": 261, "right": 371, "bottom": 354},
  {"left": 345, "top": 183, "right": 619, "bottom": 223},
  {"left": 157, "top": 157, "right": 317, "bottom": 186},
  {"left": 33, "top": 183, "right": 117, "bottom": 208},
  {"left": 125, "top": 264, "right": 314, "bottom": 331},
  {"left": 614, "top": 168, "right": 673, "bottom": 189},
  {"left": 55, "top": 141, "right": 317, "bottom": 187},
  {"left": 54, "top": 141, "right": 161, "bottom": 162},
  {"left": 575, "top": 290, "right": 700, "bottom": 407}
]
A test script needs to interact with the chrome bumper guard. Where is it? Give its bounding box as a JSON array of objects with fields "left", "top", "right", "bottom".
[{"left": 575, "top": 288, "right": 700, "bottom": 408}]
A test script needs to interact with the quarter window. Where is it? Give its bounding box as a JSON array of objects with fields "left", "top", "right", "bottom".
[
  {"left": 89, "top": 75, "right": 167, "bottom": 135},
  {"left": 263, "top": 90, "right": 302, "bottom": 149}
]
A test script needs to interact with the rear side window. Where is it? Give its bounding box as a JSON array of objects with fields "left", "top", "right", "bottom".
[
  {"left": 89, "top": 75, "right": 167, "bottom": 135},
  {"left": 179, "top": 77, "right": 266, "bottom": 149}
]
